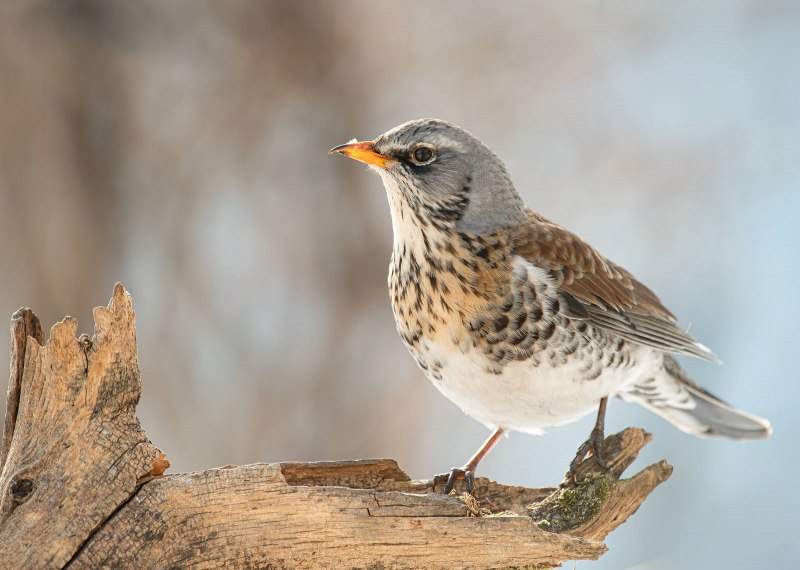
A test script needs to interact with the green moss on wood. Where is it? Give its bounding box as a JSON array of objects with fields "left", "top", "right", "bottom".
[{"left": 530, "top": 475, "right": 612, "bottom": 533}]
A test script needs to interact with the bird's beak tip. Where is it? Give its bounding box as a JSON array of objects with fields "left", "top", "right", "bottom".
[{"left": 328, "top": 140, "right": 395, "bottom": 168}]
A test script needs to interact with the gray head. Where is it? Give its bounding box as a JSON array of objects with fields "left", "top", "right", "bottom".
[{"left": 330, "top": 119, "right": 527, "bottom": 235}]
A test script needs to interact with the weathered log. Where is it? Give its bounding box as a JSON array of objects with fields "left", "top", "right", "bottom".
[{"left": 1, "top": 285, "right": 672, "bottom": 569}]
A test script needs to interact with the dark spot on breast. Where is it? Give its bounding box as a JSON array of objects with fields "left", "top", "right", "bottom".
[
  {"left": 493, "top": 315, "right": 509, "bottom": 332},
  {"left": 541, "top": 322, "right": 556, "bottom": 340},
  {"left": 508, "top": 330, "right": 528, "bottom": 345},
  {"left": 546, "top": 297, "right": 560, "bottom": 314},
  {"left": 518, "top": 329, "right": 538, "bottom": 350},
  {"left": 408, "top": 252, "right": 420, "bottom": 273},
  {"left": 475, "top": 247, "right": 490, "bottom": 261},
  {"left": 468, "top": 318, "right": 485, "bottom": 333}
]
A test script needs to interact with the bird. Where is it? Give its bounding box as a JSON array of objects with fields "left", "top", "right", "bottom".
[{"left": 330, "top": 118, "right": 772, "bottom": 492}]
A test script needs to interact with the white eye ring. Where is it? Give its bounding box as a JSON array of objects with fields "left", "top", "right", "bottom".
[{"left": 410, "top": 145, "right": 436, "bottom": 165}]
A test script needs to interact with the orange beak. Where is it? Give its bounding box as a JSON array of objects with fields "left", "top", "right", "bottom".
[{"left": 329, "top": 140, "right": 396, "bottom": 169}]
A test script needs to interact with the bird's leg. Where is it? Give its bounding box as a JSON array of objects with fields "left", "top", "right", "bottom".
[
  {"left": 568, "top": 397, "right": 609, "bottom": 483},
  {"left": 434, "top": 428, "right": 505, "bottom": 494}
]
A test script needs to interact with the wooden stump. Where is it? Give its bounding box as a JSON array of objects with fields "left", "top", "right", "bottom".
[{"left": 0, "top": 285, "right": 672, "bottom": 569}]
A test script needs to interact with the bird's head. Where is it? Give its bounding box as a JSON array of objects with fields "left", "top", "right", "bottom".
[{"left": 330, "top": 119, "right": 527, "bottom": 235}]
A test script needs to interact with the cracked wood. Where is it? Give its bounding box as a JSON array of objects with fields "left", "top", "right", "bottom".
[
  {"left": 1, "top": 284, "right": 672, "bottom": 570},
  {"left": 0, "top": 285, "right": 164, "bottom": 568}
]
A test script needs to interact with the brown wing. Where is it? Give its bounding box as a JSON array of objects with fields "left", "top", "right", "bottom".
[{"left": 510, "top": 209, "right": 719, "bottom": 362}]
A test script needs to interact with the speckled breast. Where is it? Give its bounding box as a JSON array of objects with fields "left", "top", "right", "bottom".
[{"left": 388, "top": 230, "right": 642, "bottom": 431}]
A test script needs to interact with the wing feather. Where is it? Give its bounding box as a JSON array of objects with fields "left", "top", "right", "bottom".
[{"left": 510, "top": 209, "right": 719, "bottom": 363}]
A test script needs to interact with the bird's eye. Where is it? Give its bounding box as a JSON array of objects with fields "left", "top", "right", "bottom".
[{"left": 410, "top": 145, "right": 435, "bottom": 165}]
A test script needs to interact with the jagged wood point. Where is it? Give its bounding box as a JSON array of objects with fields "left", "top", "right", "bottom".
[{"left": 0, "top": 284, "right": 672, "bottom": 569}]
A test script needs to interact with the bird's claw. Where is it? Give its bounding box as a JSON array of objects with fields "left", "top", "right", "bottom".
[
  {"left": 433, "top": 467, "right": 475, "bottom": 494},
  {"left": 566, "top": 427, "right": 608, "bottom": 484}
]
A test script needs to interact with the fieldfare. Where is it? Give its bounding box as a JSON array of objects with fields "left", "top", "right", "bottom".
[{"left": 331, "top": 119, "right": 772, "bottom": 492}]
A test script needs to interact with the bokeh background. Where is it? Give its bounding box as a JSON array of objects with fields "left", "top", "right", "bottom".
[{"left": 1, "top": 1, "right": 798, "bottom": 568}]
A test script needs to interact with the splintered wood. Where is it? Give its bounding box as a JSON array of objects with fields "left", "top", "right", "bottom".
[{"left": 0, "top": 285, "right": 671, "bottom": 569}]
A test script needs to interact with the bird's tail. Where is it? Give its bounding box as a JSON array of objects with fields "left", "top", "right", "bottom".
[{"left": 620, "top": 355, "right": 772, "bottom": 440}]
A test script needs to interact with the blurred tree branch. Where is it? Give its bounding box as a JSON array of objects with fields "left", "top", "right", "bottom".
[{"left": 0, "top": 285, "right": 671, "bottom": 569}]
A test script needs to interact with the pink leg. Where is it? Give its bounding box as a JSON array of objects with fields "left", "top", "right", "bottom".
[{"left": 439, "top": 427, "right": 506, "bottom": 494}]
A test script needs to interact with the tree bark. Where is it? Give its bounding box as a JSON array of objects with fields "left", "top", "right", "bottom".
[{"left": 1, "top": 285, "right": 672, "bottom": 569}]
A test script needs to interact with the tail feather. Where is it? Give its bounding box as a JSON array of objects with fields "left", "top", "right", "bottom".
[{"left": 621, "top": 355, "right": 772, "bottom": 440}]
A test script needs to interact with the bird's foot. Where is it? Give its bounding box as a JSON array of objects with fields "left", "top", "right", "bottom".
[
  {"left": 433, "top": 467, "right": 475, "bottom": 494},
  {"left": 566, "top": 426, "right": 608, "bottom": 484}
]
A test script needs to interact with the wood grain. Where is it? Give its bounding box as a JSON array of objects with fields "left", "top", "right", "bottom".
[
  {"left": 0, "top": 285, "right": 672, "bottom": 569},
  {"left": 0, "top": 285, "right": 164, "bottom": 568}
]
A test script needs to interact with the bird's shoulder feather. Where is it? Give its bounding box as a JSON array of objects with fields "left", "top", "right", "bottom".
[
  {"left": 510, "top": 209, "right": 671, "bottom": 318},
  {"left": 509, "top": 209, "right": 719, "bottom": 362}
]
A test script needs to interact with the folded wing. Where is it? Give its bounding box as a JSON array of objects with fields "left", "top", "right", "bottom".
[{"left": 510, "top": 209, "right": 719, "bottom": 363}]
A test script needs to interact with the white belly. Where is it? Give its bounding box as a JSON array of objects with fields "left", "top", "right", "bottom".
[{"left": 418, "top": 339, "right": 651, "bottom": 434}]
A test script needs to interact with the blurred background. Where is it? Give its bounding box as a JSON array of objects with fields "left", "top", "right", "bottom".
[{"left": 1, "top": 1, "right": 798, "bottom": 568}]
